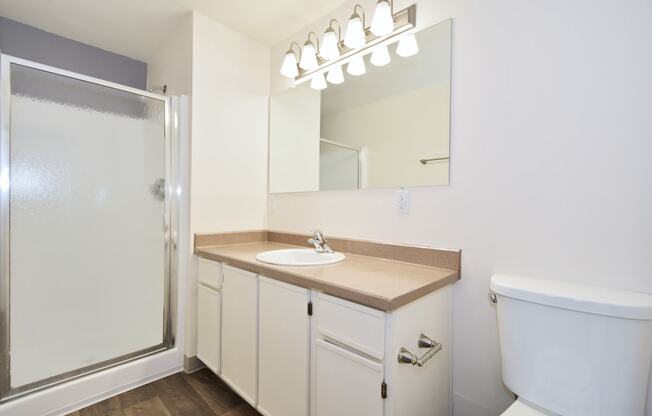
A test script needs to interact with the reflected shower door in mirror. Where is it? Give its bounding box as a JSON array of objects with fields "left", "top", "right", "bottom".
[{"left": 269, "top": 19, "right": 452, "bottom": 194}]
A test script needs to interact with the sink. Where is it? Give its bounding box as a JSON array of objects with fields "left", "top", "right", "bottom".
[{"left": 255, "top": 248, "right": 345, "bottom": 266}]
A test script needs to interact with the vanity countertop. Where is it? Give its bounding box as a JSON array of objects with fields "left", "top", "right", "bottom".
[{"left": 195, "top": 232, "right": 460, "bottom": 311}]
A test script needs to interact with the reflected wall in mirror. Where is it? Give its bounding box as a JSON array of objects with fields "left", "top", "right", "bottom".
[{"left": 269, "top": 19, "right": 452, "bottom": 193}]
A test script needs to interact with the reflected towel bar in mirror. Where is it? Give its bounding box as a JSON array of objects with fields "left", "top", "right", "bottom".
[{"left": 419, "top": 157, "right": 450, "bottom": 165}]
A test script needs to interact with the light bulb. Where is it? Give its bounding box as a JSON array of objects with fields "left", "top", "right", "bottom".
[
  {"left": 347, "top": 56, "right": 366, "bottom": 76},
  {"left": 370, "top": 0, "right": 394, "bottom": 36},
  {"left": 370, "top": 45, "right": 391, "bottom": 66},
  {"left": 396, "top": 33, "right": 419, "bottom": 57},
  {"left": 299, "top": 41, "right": 319, "bottom": 70},
  {"left": 327, "top": 66, "right": 344, "bottom": 84},
  {"left": 320, "top": 29, "right": 340, "bottom": 61},
  {"left": 344, "top": 15, "right": 366, "bottom": 49},
  {"left": 280, "top": 50, "right": 299, "bottom": 78},
  {"left": 310, "top": 73, "right": 328, "bottom": 90}
]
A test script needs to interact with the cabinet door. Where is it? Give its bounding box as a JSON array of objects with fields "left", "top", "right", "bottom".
[
  {"left": 196, "top": 284, "right": 221, "bottom": 374},
  {"left": 258, "top": 276, "right": 310, "bottom": 416},
  {"left": 221, "top": 265, "right": 258, "bottom": 406},
  {"left": 313, "top": 338, "right": 384, "bottom": 416}
]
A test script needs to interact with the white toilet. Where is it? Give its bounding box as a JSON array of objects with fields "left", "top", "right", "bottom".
[{"left": 491, "top": 274, "right": 652, "bottom": 416}]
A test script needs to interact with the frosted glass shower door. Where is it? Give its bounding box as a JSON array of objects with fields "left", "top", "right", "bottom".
[{"left": 1, "top": 59, "right": 171, "bottom": 395}]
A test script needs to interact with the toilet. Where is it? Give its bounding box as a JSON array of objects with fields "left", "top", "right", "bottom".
[{"left": 491, "top": 274, "right": 652, "bottom": 416}]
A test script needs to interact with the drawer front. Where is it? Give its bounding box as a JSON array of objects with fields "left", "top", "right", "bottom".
[
  {"left": 198, "top": 258, "right": 222, "bottom": 290},
  {"left": 316, "top": 293, "right": 385, "bottom": 360}
]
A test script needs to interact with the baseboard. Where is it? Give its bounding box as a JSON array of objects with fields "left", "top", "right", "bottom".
[
  {"left": 51, "top": 365, "right": 181, "bottom": 416},
  {"left": 453, "top": 392, "right": 505, "bottom": 416},
  {"left": 183, "top": 355, "right": 206, "bottom": 374}
]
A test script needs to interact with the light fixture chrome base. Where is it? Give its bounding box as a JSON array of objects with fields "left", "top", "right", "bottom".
[{"left": 295, "top": 4, "right": 417, "bottom": 84}]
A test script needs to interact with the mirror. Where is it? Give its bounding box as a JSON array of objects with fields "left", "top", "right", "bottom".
[{"left": 269, "top": 19, "right": 452, "bottom": 193}]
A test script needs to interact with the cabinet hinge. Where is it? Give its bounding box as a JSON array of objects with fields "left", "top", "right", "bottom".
[
  {"left": 307, "top": 301, "right": 313, "bottom": 316},
  {"left": 381, "top": 380, "right": 387, "bottom": 399}
]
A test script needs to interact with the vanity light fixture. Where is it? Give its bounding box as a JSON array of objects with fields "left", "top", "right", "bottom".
[
  {"left": 344, "top": 5, "right": 367, "bottom": 49},
  {"left": 396, "top": 33, "right": 419, "bottom": 57},
  {"left": 320, "top": 20, "right": 341, "bottom": 61},
  {"left": 370, "top": 0, "right": 395, "bottom": 36},
  {"left": 299, "top": 32, "right": 320, "bottom": 70},
  {"left": 326, "top": 65, "right": 345, "bottom": 84},
  {"left": 310, "top": 72, "right": 328, "bottom": 90},
  {"left": 370, "top": 45, "right": 391, "bottom": 66},
  {"left": 347, "top": 56, "right": 366, "bottom": 76},
  {"left": 280, "top": 42, "right": 301, "bottom": 78},
  {"left": 280, "top": 3, "right": 417, "bottom": 84}
]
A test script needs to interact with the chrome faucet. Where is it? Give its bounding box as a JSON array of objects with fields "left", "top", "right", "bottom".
[{"left": 308, "top": 230, "right": 333, "bottom": 253}]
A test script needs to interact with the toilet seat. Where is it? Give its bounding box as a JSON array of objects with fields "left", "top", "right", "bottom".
[{"left": 501, "top": 399, "right": 550, "bottom": 416}]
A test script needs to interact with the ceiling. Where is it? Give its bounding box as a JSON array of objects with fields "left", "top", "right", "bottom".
[{"left": 0, "top": 0, "right": 350, "bottom": 61}]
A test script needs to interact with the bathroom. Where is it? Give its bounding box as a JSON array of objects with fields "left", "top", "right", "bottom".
[{"left": 0, "top": 0, "right": 650, "bottom": 415}]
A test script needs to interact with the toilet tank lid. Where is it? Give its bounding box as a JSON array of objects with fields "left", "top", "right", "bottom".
[{"left": 490, "top": 274, "right": 652, "bottom": 320}]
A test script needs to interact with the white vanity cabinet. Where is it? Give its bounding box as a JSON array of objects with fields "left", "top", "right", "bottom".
[
  {"left": 195, "top": 261, "right": 453, "bottom": 416},
  {"left": 220, "top": 265, "right": 259, "bottom": 406},
  {"left": 312, "top": 293, "right": 387, "bottom": 416},
  {"left": 312, "top": 290, "right": 453, "bottom": 416},
  {"left": 258, "top": 276, "right": 310, "bottom": 416},
  {"left": 196, "top": 259, "right": 222, "bottom": 374}
]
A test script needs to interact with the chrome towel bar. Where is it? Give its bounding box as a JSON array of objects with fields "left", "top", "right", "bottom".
[{"left": 397, "top": 333, "right": 443, "bottom": 367}]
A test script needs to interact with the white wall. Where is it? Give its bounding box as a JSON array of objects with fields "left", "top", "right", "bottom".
[
  {"left": 147, "top": 13, "right": 193, "bottom": 97},
  {"left": 269, "top": 0, "right": 652, "bottom": 415},
  {"left": 148, "top": 10, "right": 269, "bottom": 362},
  {"left": 187, "top": 12, "right": 270, "bottom": 357}
]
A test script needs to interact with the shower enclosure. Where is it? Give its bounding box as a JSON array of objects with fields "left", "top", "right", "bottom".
[{"left": 0, "top": 54, "right": 178, "bottom": 402}]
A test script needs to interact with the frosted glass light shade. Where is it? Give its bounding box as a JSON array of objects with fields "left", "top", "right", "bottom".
[
  {"left": 320, "top": 29, "right": 340, "bottom": 60},
  {"left": 299, "top": 42, "right": 319, "bottom": 70},
  {"left": 396, "top": 33, "right": 419, "bottom": 57},
  {"left": 280, "top": 51, "right": 299, "bottom": 78},
  {"left": 326, "top": 66, "right": 344, "bottom": 84},
  {"left": 370, "top": 45, "right": 391, "bottom": 66},
  {"left": 344, "top": 15, "right": 366, "bottom": 49},
  {"left": 347, "top": 56, "right": 366, "bottom": 76},
  {"left": 310, "top": 73, "right": 328, "bottom": 90},
  {"left": 370, "top": 0, "right": 394, "bottom": 36}
]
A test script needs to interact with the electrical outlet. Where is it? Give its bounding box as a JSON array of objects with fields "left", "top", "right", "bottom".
[{"left": 396, "top": 188, "right": 410, "bottom": 214}]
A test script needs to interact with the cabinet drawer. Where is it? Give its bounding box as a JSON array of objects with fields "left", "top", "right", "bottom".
[
  {"left": 198, "top": 258, "right": 222, "bottom": 290},
  {"left": 316, "top": 293, "right": 385, "bottom": 360}
]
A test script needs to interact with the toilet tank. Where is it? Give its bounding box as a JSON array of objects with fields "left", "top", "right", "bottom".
[{"left": 491, "top": 274, "right": 652, "bottom": 416}]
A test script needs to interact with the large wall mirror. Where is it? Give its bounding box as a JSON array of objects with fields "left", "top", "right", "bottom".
[{"left": 269, "top": 19, "right": 452, "bottom": 193}]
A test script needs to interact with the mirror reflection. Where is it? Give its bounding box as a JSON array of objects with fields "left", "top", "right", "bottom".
[{"left": 269, "top": 19, "right": 452, "bottom": 193}]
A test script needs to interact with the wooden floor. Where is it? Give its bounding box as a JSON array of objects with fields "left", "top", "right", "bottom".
[{"left": 68, "top": 369, "right": 261, "bottom": 416}]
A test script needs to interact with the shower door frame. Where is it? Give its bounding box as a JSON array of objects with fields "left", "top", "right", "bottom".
[{"left": 0, "top": 54, "right": 176, "bottom": 402}]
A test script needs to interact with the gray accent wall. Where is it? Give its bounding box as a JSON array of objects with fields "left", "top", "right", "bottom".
[{"left": 0, "top": 16, "right": 147, "bottom": 89}]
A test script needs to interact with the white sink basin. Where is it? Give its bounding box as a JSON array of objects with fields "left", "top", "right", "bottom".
[{"left": 256, "top": 248, "right": 345, "bottom": 266}]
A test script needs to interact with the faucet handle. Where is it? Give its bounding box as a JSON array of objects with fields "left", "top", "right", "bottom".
[{"left": 309, "top": 230, "right": 325, "bottom": 241}]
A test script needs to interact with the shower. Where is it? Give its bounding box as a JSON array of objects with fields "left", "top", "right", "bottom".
[{"left": 0, "top": 54, "right": 184, "bottom": 404}]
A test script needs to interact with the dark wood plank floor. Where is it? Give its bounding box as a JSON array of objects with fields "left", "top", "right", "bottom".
[{"left": 68, "top": 369, "right": 261, "bottom": 416}]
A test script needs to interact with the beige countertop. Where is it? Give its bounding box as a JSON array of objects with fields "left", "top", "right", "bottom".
[{"left": 195, "top": 241, "right": 460, "bottom": 311}]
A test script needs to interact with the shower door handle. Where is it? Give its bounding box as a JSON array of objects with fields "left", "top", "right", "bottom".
[{"left": 150, "top": 178, "right": 166, "bottom": 201}]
